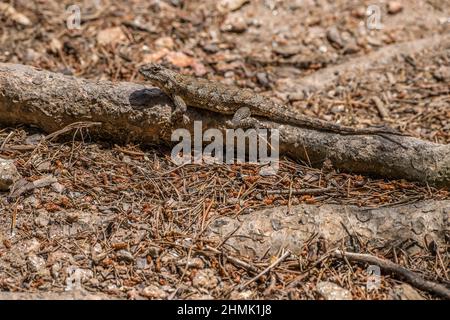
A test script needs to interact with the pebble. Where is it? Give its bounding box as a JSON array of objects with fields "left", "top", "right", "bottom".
[
  {"left": 36, "top": 161, "right": 52, "bottom": 172},
  {"left": 272, "top": 44, "right": 303, "bottom": 57},
  {"left": 433, "top": 66, "right": 450, "bottom": 82},
  {"left": 326, "top": 27, "right": 344, "bottom": 49},
  {"left": 34, "top": 211, "right": 50, "bottom": 227},
  {"left": 116, "top": 249, "right": 135, "bottom": 263},
  {"left": 166, "top": 51, "right": 194, "bottom": 68},
  {"left": 97, "top": 27, "right": 127, "bottom": 46},
  {"left": 141, "top": 285, "right": 168, "bottom": 299},
  {"left": 51, "top": 182, "right": 65, "bottom": 193},
  {"left": 387, "top": 1, "right": 403, "bottom": 14},
  {"left": 217, "top": 0, "right": 249, "bottom": 13},
  {"left": 256, "top": 72, "right": 270, "bottom": 87},
  {"left": 221, "top": 14, "right": 248, "bottom": 33},
  {"left": 316, "top": 281, "right": 352, "bottom": 300},
  {"left": 202, "top": 43, "right": 219, "bottom": 53},
  {"left": 192, "top": 269, "right": 219, "bottom": 290},
  {"left": 27, "top": 254, "right": 46, "bottom": 273},
  {"left": 0, "top": 158, "right": 21, "bottom": 191},
  {"left": 147, "top": 246, "right": 162, "bottom": 258},
  {"left": 177, "top": 257, "right": 205, "bottom": 269},
  {"left": 154, "top": 36, "right": 174, "bottom": 49},
  {"left": 229, "top": 290, "right": 254, "bottom": 299},
  {"left": 390, "top": 283, "right": 424, "bottom": 300}
]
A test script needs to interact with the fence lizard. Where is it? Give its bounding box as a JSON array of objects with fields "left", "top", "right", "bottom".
[{"left": 139, "top": 63, "right": 408, "bottom": 142}]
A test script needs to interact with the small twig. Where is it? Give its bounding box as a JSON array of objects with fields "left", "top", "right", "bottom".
[
  {"left": 286, "top": 251, "right": 333, "bottom": 288},
  {"left": 114, "top": 145, "right": 145, "bottom": 157},
  {"left": 238, "top": 250, "right": 291, "bottom": 290},
  {"left": 204, "top": 245, "right": 259, "bottom": 274},
  {"left": 44, "top": 121, "right": 102, "bottom": 141},
  {"left": 0, "top": 131, "right": 14, "bottom": 150},
  {"left": 266, "top": 186, "right": 336, "bottom": 196},
  {"left": 333, "top": 250, "right": 450, "bottom": 299},
  {"left": 215, "top": 225, "right": 241, "bottom": 249},
  {"left": 9, "top": 175, "right": 58, "bottom": 198}
]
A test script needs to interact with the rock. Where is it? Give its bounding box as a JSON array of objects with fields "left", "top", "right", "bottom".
[
  {"left": 136, "top": 257, "right": 148, "bottom": 269},
  {"left": 142, "top": 48, "right": 170, "bottom": 64},
  {"left": 34, "top": 210, "right": 50, "bottom": 227},
  {"left": 116, "top": 249, "right": 134, "bottom": 263},
  {"left": 256, "top": 72, "right": 270, "bottom": 87},
  {"left": 51, "top": 263, "right": 61, "bottom": 279},
  {"left": 165, "top": 51, "right": 194, "bottom": 68},
  {"left": 24, "top": 48, "right": 41, "bottom": 62},
  {"left": 273, "top": 44, "right": 304, "bottom": 57},
  {"left": 22, "top": 238, "right": 41, "bottom": 254},
  {"left": 36, "top": 161, "right": 52, "bottom": 172},
  {"left": 141, "top": 285, "right": 168, "bottom": 299},
  {"left": 433, "top": 66, "right": 450, "bottom": 82},
  {"left": 0, "top": 3, "right": 31, "bottom": 26},
  {"left": 316, "top": 281, "right": 352, "bottom": 300},
  {"left": 192, "top": 269, "right": 219, "bottom": 290},
  {"left": 27, "top": 254, "right": 46, "bottom": 274},
  {"left": 326, "top": 27, "right": 344, "bottom": 49},
  {"left": 0, "top": 158, "right": 21, "bottom": 191},
  {"left": 229, "top": 290, "right": 255, "bottom": 299},
  {"left": 177, "top": 257, "right": 205, "bottom": 269},
  {"left": 387, "top": 1, "right": 403, "bottom": 14},
  {"left": 65, "top": 267, "right": 94, "bottom": 290},
  {"left": 97, "top": 27, "right": 127, "bottom": 46},
  {"left": 390, "top": 284, "right": 424, "bottom": 300},
  {"left": 25, "top": 133, "right": 44, "bottom": 145},
  {"left": 191, "top": 61, "right": 207, "bottom": 76},
  {"left": 154, "top": 36, "right": 174, "bottom": 50},
  {"left": 217, "top": 0, "right": 249, "bottom": 13},
  {"left": 221, "top": 14, "right": 248, "bottom": 33},
  {"left": 202, "top": 43, "right": 219, "bottom": 53},
  {"left": 49, "top": 38, "right": 63, "bottom": 54},
  {"left": 351, "top": 6, "right": 366, "bottom": 18},
  {"left": 51, "top": 182, "right": 65, "bottom": 193},
  {"left": 288, "top": 92, "right": 305, "bottom": 102},
  {"left": 343, "top": 42, "right": 360, "bottom": 54},
  {"left": 147, "top": 246, "right": 162, "bottom": 258},
  {"left": 66, "top": 211, "right": 80, "bottom": 223}
]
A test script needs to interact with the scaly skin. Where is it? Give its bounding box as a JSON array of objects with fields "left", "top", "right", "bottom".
[{"left": 139, "top": 63, "right": 407, "bottom": 138}]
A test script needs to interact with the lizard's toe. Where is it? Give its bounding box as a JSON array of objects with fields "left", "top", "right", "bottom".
[
  {"left": 182, "top": 114, "right": 190, "bottom": 126},
  {"left": 170, "top": 111, "right": 190, "bottom": 126}
]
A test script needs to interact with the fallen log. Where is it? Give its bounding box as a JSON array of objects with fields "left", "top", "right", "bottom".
[
  {"left": 206, "top": 200, "right": 449, "bottom": 258},
  {"left": 0, "top": 63, "right": 449, "bottom": 187}
]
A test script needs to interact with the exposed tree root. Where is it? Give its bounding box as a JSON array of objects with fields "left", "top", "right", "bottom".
[{"left": 0, "top": 63, "right": 449, "bottom": 187}]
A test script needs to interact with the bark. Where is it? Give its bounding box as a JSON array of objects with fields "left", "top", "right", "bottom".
[
  {"left": 206, "top": 200, "right": 450, "bottom": 259},
  {"left": 0, "top": 63, "right": 449, "bottom": 187}
]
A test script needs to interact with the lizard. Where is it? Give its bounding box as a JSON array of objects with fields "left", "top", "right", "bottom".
[{"left": 139, "top": 63, "right": 408, "bottom": 142}]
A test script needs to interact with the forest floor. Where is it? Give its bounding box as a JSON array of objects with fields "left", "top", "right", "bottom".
[{"left": 0, "top": 0, "right": 449, "bottom": 299}]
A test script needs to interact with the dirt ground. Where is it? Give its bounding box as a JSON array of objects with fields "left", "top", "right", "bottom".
[{"left": 0, "top": 0, "right": 449, "bottom": 300}]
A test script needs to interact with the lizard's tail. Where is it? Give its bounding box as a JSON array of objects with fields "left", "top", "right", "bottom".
[{"left": 286, "top": 112, "right": 407, "bottom": 136}]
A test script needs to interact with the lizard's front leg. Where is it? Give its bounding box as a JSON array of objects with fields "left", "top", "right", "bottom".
[{"left": 171, "top": 94, "right": 190, "bottom": 125}]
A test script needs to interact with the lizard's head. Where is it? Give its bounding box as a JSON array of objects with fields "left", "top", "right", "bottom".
[{"left": 139, "top": 63, "right": 176, "bottom": 88}]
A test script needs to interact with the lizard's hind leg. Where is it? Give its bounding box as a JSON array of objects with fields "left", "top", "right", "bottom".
[{"left": 227, "top": 107, "right": 267, "bottom": 129}]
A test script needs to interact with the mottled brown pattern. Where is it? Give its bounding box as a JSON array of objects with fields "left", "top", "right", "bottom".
[{"left": 139, "top": 64, "right": 407, "bottom": 140}]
